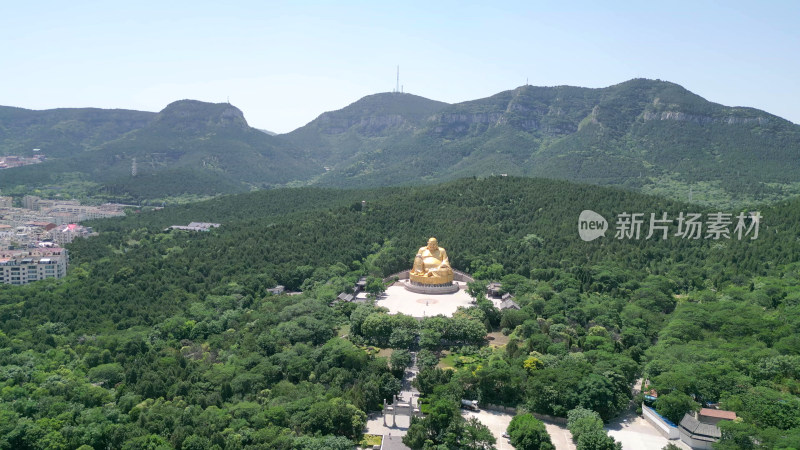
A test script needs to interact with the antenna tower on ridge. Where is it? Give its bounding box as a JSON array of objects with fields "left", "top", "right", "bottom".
[{"left": 396, "top": 66, "right": 400, "bottom": 93}]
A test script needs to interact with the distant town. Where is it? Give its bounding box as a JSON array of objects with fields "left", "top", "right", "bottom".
[
  {"left": 0, "top": 194, "right": 130, "bottom": 251},
  {"left": 0, "top": 152, "right": 45, "bottom": 169},
  {"left": 0, "top": 194, "right": 135, "bottom": 285}
]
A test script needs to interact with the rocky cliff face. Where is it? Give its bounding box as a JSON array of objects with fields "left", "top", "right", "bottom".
[
  {"left": 428, "top": 86, "right": 586, "bottom": 138},
  {"left": 430, "top": 112, "right": 504, "bottom": 135},
  {"left": 426, "top": 80, "right": 784, "bottom": 141},
  {"left": 642, "top": 110, "right": 771, "bottom": 126}
]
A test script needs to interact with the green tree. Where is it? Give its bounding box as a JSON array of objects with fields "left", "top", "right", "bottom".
[
  {"left": 182, "top": 435, "right": 212, "bottom": 450},
  {"left": 567, "top": 407, "right": 622, "bottom": 450},
  {"left": 467, "top": 281, "right": 487, "bottom": 299},
  {"left": 389, "top": 327, "right": 417, "bottom": 349},
  {"left": 655, "top": 391, "right": 698, "bottom": 425},
  {"left": 298, "top": 398, "right": 366, "bottom": 440},
  {"left": 121, "top": 434, "right": 172, "bottom": 450},
  {"left": 390, "top": 349, "right": 412, "bottom": 375},
  {"left": 576, "top": 430, "right": 622, "bottom": 450},
  {"left": 365, "top": 276, "right": 386, "bottom": 298},
  {"left": 361, "top": 313, "right": 394, "bottom": 347},
  {"left": 417, "top": 349, "right": 439, "bottom": 371},
  {"left": 350, "top": 304, "right": 377, "bottom": 337},
  {"left": 403, "top": 418, "right": 432, "bottom": 449},
  {"left": 567, "top": 407, "right": 604, "bottom": 442},
  {"left": 577, "top": 371, "right": 630, "bottom": 421},
  {"left": 444, "top": 416, "right": 496, "bottom": 449},
  {"left": 507, "top": 413, "right": 554, "bottom": 450},
  {"left": 413, "top": 368, "right": 453, "bottom": 396},
  {"left": 419, "top": 328, "right": 443, "bottom": 350}
]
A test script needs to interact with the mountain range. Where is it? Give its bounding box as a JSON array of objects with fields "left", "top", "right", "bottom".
[{"left": 1, "top": 79, "right": 798, "bottom": 206}]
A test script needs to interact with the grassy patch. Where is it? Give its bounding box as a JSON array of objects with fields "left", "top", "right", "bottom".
[
  {"left": 418, "top": 397, "right": 432, "bottom": 414},
  {"left": 359, "top": 434, "right": 382, "bottom": 447},
  {"left": 437, "top": 351, "right": 456, "bottom": 369},
  {"left": 486, "top": 331, "right": 509, "bottom": 348}
]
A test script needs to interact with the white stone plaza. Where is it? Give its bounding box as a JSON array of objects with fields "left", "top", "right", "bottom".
[{"left": 370, "top": 281, "right": 476, "bottom": 318}]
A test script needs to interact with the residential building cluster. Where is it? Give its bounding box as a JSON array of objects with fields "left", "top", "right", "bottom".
[
  {"left": 0, "top": 153, "right": 45, "bottom": 169},
  {"left": 0, "top": 245, "right": 68, "bottom": 285},
  {"left": 20, "top": 196, "right": 128, "bottom": 223},
  {"left": 0, "top": 195, "right": 127, "bottom": 250}
]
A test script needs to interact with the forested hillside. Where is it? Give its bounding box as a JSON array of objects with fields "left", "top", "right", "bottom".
[
  {"left": 287, "top": 79, "right": 800, "bottom": 207},
  {"left": 1, "top": 177, "right": 799, "bottom": 449},
  {"left": 284, "top": 92, "right": 449, "bottom": 168},
  {"left": 0, "top": 106, "right": 155, "bottom": 158},
  {"left": 3, "top": 78, "right": 799, "bottom": 207},
  {"left": 0, "top": 101, "right": 322, "bottom": 202}
]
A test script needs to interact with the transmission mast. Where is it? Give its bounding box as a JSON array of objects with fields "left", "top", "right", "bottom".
[
  {"left": 396, "top": 66, "right": 400, "bottom": 93},
  {"left": 131, "top": 158, "right": 137, "bottom": 177}
]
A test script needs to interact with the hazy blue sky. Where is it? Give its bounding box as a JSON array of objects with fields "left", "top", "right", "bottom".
[{"left": 2, "top": 1, "right": 798, "bottom": 133}]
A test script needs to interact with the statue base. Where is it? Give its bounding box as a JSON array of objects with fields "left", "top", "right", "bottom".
[
  {"left": 409, "top": 272, "right": 453, "bottom": 285},
  {"left": 403, "top": 280, "right": 459, "bottom": 295}
]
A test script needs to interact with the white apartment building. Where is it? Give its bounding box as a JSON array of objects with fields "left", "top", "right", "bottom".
[
  {"left": 0, "top": 247, "right": 68, "bottom": 285},
  {"left": 49, "top": 224, "right": 94, "bottom": 245}
]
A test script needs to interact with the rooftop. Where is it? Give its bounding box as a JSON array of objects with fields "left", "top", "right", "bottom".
[
  {"left": 699, "top": 408, "right": 737, "bottom": 421},
  {"left": 0, "top": 247, "right": 66, "bottom": 258},
  {"left": 499, "top": 298, "right": 520, "bottom": 310},
  {"left": 679, "top": 413, "right": 721, "bottom": 441}
]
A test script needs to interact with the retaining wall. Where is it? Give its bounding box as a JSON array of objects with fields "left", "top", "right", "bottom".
[{"left": 642, "top": 404, "right": 680, "bottom": 439}]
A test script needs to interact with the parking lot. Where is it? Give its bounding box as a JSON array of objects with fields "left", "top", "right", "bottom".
[
  {"left": 461, "top": 409, "right": 576, "bottom": 450},
  {"left": 606, "top": 411, "right": 691, "bottom": 450}
]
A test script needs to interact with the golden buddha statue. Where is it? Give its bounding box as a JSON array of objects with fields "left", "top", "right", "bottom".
[{"left": 409, "top": 237, "right": 454, "bottom": 285}]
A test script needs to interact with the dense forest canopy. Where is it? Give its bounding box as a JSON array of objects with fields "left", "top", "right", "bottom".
[{"left": 1, "top": 177, "right": 799, "bottom": 449}]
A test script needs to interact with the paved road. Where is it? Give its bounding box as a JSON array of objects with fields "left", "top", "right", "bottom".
[
  {"left": 606, "top": 409, "right": 690, "bottom": 450},
  {"left": 461, "top": 409, "right": 514, "bottom": 450},
  {"left": 367, "top": 370, "right": 691, "bottom": 450},
  {"left": 603, "top": 378, "right": 691, "bottom": 450},
  {"left": 364, "top": 352, "right": 420, "bottom": 437},
  {"left": 461, "top": 409, "right": 576, "bottom": 450},
  {"left": 544, "top": 421, "right": 577, "bottom": 450},
  {"left": 459, "top": 406, "right": 686, "bottom": 450}
]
